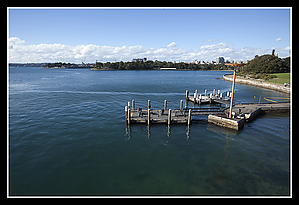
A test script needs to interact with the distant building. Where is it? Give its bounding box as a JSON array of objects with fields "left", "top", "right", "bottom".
[
  {"left": 192, "top": 59, "right": 199, "bottom": 64},
  {"left": 216, "top": 57, "right": 225, "bottom": 64},
  {"left": 132, "top": 58, "right": 147, "bottom": 62},
  {"left": 160, "top": 67, "right": 176, "bottom": 70}
]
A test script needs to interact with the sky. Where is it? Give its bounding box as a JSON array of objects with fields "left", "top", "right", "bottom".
[{"left": 8, "top": 8, "right": 291, "bottom": 63}]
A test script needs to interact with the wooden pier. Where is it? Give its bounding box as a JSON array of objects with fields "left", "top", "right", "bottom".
[
  {"left": 125, "top": 99, "right": 194, "bottom": 125},
  {"left": 124, "top": 97, "right": 290, "bottom": 130}
]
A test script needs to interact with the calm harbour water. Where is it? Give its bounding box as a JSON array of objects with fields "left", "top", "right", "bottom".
[{"left": 9, "top": 67, "right": 290, "bottom": 196}]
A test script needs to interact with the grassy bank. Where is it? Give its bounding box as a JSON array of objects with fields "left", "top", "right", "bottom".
[{"left": 267, "top": 73, "right": 290, "bottom": 84}]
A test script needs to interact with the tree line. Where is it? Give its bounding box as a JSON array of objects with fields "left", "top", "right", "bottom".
[
  {"left": 44, "top": 62, "right": 77, "bottom": 68},
  {"left": 93, "top": 60, "right": 230, "bottom": 70}
]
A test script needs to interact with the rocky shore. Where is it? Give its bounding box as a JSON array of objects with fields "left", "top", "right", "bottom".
[{"left": 223, "top": 74, "right": 290, "bottom": 94}]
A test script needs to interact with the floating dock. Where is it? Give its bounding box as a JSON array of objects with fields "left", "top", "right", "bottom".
[{"left": 185, "top": 89, "right": 231, "bottom": 105}]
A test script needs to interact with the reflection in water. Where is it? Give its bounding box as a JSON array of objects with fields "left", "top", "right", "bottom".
[
  {"left": 125, "top": 124, "right": 191, "bottom": 141},
  {"left": 167, "top": 125, "right": 171, "bottom": 138},
  {"left": 125, "top": 125, "right": 131, "bottom": 140},
  {"left": 206, "top": 124, "right": 236, "bottom": 184},
  {"left": 211, "top": 133, "right": 230, "bottom": 184},
  {"left": 186, "top": 126, "right": 190, "bottom": 139},
  {"left": 147, "top": 125, "right": 151, "bottom": 139}
]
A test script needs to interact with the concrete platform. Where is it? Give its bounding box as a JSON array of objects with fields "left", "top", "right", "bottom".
[
  {"left": 208, "top": 115, "right": 245, "bottom": 130},
  {"left": 208, "top": 102, "right": 290, "bottom": 130}
]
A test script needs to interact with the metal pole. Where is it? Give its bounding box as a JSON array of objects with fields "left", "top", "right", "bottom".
[{"left": 229, "top": 68, "right": 236, "bottom": 118}]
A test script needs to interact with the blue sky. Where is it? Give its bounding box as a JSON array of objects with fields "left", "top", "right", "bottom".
[{"left": 8, "top": 8, "right": 291, "bottom": 63}]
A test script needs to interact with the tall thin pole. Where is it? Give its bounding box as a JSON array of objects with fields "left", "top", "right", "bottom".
[
  {"left": 229, "top": 68, "right": 236, "bottom": 118},
  {"left": 225, "top": 63, "right": 245, "bottom": 119}
]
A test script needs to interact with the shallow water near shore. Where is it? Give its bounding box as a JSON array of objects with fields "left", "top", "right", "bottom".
[{"left": 9, "top": 68, "right": 290, "bottom": 195}]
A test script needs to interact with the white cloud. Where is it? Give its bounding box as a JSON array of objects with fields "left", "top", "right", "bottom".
[
  {"left": 166, "top": 42, "right": 176, "bottom": 48},
  {"left": 8, "top": 37, "right": 290, "bottom": 63},
  {"left": 275, "top": 38, "right": 282, "bottom": 41}
]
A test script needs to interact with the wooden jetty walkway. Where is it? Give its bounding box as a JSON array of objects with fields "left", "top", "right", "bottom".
[
  {"left": 125, "top": 100, "right": 192, "bottom": 125},
  {"left": 124, "top": 99, "right": 227, "bottom": 125},
  {"left": 125, "top": 89, "right": 290, "bottom": 130},
  {"left": 124, "top": 97, "right": 290, "bottom": 130}
]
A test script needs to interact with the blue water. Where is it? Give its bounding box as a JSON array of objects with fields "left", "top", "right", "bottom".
[{"left": 9, "top": 67, "right": 290, "bottom": 196}]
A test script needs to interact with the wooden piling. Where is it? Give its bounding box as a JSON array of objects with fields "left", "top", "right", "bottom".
[
  {"left": 168, "top": 109, "right": 171, "bottom": 125},
  {"left": 164, "top": 100, "right": 167, "bottom": 111},
  {"left": 180, "top": 100, "right": 183, "bottom": 110},
  {"left": 147, "top": 109, "right": 150, "bottom": 125},
  {"left": 188, "top": 109, "right": 192, "bottom": 126},
  {"left": 125, "top": 106, "right": 128, "bottom": 123},
  {"left": 127, "top": 108, "right": 130, "bottom": 124},
  {"left": 148, "top": 100, "right": 151, "bottom": 109},
  {"left": 186, "top": 90, "right": 189, "bottom": 100},
  {"left": 132, "top": 100, "right": 135, "bottom": 110}
]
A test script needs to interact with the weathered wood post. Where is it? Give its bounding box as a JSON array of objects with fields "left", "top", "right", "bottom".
[
  {"left": 148, "top": 100, "right": 151, "bottom": 109},
  {"left": 132, "top": 100, "right": 135, "bottom": 110},
  {"left": 168, "top": 109, "right": 171, "bottom": 125},
  {"left": 125, "top": 106, "right": 128, "bottom": 122},
  {"left": 147, "top": 109, "right": 150, "bottom": 125},
  {"left": 188, "top": 109, "right": 192, "bottom": 126},
  {"left": 213, "top": 89, "right": 216, "bottom": 96},
  {"left": 164, "top": 100, "right": 167, "bottom": 111},
  {"left": 195, "top": 90, "right": 198, "bottom": 98},
  {"left": 205, "top": 89, "right": 207, "bottom": 96},
  {"left": 127, "top": 108, "right": 130, "bottom": 124},
  {"left": 186, "top": 90, "right": 189, "bottom": 100},
  {"left": 180, "top": 100, "right": 183, "bottom": 110}
]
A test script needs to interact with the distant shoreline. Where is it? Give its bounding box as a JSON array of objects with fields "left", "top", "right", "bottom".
[
  {"left": 223, "top": 74, "right": 290, "bottom": 94},
  {"left": 90, "top": 68, "right": 233, "bottom": 71}
]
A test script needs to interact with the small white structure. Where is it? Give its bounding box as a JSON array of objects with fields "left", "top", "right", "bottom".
[{"left": 160, "top": 68, "right": 176, "bottom": 70}]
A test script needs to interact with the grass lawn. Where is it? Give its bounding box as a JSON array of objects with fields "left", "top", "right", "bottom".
[{"left": 268, "top": 73, "right": 290, "bottom": 84}]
